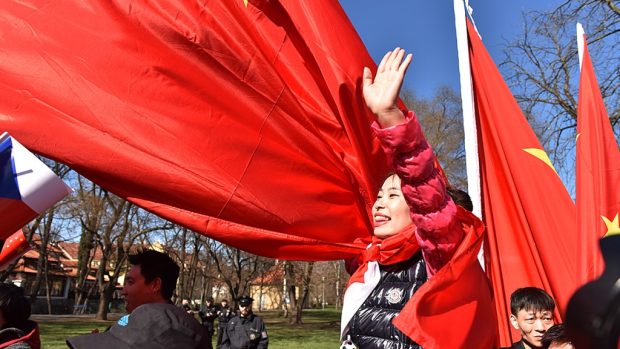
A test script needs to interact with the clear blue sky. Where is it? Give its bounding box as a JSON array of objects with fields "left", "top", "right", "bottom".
[{"left": 340, "top": 0, "right": 563, "bottom": 99}]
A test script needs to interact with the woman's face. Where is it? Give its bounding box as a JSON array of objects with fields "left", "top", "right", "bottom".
[{"left": 372, "top": 174, "right": 412, "bottom": 238}]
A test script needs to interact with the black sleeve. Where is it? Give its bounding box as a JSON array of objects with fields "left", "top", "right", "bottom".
[{"left": 257, "top": 318, "right": 268, "bottom": 349}]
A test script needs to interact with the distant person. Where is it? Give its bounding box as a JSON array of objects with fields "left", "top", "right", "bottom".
[
  {"left": 199, "top": 297, "right": 218, "bottom": 349},
  {"left": 541, "top": 324, "right": 574, "bottom": 349},
  {"left": 181, "top": 299, "right": 193, "bottom": 314},
  {"left": 0, "top": 283, "right": 40, "bottom": 349},
  {"left": 220, "top": 296, "right": 268, "bottom": 349},
  {"left": 67, "top": 250, "right": 210, "bottom": 348},
  {"left": 502, "top": 287, "right": 556, "bottom": 349},
  {"left": 216, "top": 299, "right": 234, "bottom": 349}
]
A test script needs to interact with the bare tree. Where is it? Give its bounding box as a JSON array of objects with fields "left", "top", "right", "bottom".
[
  {"left": 204, "top": 240, "right": 272, "bottom": 306},
  {"left": 501, "top": 0, "right": 619, "bottom": 185},
  {"left": 72, "top": 174, "right": 105, "bottom": 312},
  {"left": 403, "top": 87, "right": 468, "bottom": 189}
]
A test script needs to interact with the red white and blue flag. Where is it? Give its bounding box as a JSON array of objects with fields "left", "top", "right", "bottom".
[{"left": 0, "top": 132, "right": 71, "bottom": 240}]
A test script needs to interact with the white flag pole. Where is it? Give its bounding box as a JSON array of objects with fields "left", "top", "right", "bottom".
[
  {"left": 454, "top": 0, "right": 485, "bottom": 268},
  {"left": 576, "top": 22, "right": 585, "bottom": 71}
]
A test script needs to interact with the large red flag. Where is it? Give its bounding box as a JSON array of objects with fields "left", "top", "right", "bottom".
[
  {"left": 576, "top": 30, "right": 620, "bottom": 282},
  {"left": 465, "top": 19, "right": 579, "bottom": 345},
  {"left": 0, "top": 0, "right": 388, "bottom": 260}
]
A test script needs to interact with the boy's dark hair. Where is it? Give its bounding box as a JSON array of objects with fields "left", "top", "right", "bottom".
[
  {"left": 510, "top": 287, "right": 556, "bottom": 315},
  {"left": 446, "top": 186, "right": 473, "bottom": 212},
  {"left": 0, "top": 283, "right": 31, "bottom": 328},
  {"left": 128, "top": 250, "right": 180, "bottom": 300},
  {"left": 542, "top": 324, "right": 571, "bottom": 348}
]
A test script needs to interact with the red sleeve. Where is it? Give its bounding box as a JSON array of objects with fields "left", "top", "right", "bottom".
[{"left": 372, "top": 111, "right": 463, "bottom": 276}]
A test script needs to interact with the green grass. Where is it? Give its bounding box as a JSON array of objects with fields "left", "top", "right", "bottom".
[{"left": 35, "top": 309, "right": 341, "bottom": 349}]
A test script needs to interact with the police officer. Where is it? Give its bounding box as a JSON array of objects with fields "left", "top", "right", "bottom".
[
  {"left": 216, "top": 299, "right": 235, "bottom": 349},
  {"left": 199, "top": 297, "right": 218, "bottom": 349},
  {"left": 220, "top": 296, "right": 268, "bottom": 349}
]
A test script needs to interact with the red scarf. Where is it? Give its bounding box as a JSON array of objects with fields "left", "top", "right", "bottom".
[
  {"left": 343, "top": 208, "right": 497, "bottom": 348},
  {"left": 346, "top": 224, "right": 420, "bottom": 287}
]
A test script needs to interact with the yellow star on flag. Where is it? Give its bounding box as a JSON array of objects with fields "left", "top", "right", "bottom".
[
  {"left": 243, "top": 0, "right": 248, "bottom": 7},
  {"left": 523, "top": 148, "right": 559, "bottom": 175},
  {"left": 602, "top": 213, "right": 620, "bottom": 237}
]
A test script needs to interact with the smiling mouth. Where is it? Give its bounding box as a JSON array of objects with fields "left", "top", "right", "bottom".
[{"left": 374, "top": 215, "right": 390, "bottom": 227}]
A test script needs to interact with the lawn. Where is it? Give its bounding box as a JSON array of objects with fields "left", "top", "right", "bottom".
[{"left": 35, "top": 308, "right": 342, "bottom": 349}]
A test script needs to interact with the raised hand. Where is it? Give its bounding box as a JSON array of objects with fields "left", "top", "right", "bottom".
[{"left": 362, "top": 47, "right": 412, "bottom": 128}]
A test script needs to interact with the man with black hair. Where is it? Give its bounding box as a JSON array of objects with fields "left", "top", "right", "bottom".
[
  {"left": 502, "top": 287, "right": 556, "bottom": 349},
  {"left": 122, "top": 249, "right": 180, "bottom": 313},
  {"left": 67, "top": 250, "right": 210, "bottom": 349},
  {"left": 0, "top": 283, "right": 40, "bottom": 349}
]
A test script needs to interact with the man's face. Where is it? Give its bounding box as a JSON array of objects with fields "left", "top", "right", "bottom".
[
  {"left": 510, "top": 309, "right": 554, "bottom": 348},
  {"left": 221, "top": 301, "right": 228, "bottom": 308},
  {"left": 121, "top": 265, "right": 160, "bottom": 313},
  {"left": 239, "top": 303, "right": 251, "bottom": 317}
]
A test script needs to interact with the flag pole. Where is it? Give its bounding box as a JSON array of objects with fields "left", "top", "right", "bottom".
[
  {"left": 576, "top": 23, "right": 585, "bottom": 71},
  {"left": 453, "top": 0, "right": 481, "bottom": 218},
  {"left": 453, "top": 0, "right": 485, "bottom": 269}
]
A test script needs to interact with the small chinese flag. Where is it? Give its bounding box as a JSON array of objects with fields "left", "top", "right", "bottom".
[{"left": 0, "top": 230, "right": 31, "bottom": 270}]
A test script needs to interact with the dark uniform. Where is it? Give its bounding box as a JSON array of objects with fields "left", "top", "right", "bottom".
[
  {"left": 220, "top": 296, "right": 268, "bottom": 349},
  {"left": 199, "top": 300, "right": 218, "bottom": 349},
  {"left": 216, "top": 301, "right": 235, "bottom": 349}
]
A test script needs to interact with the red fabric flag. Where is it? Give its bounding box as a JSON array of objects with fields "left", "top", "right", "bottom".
[
  {"left": 576, "top": 34, "right": 620, "bottom": 282},
  {"left": 465, "top": 19, "right": 579, "bottom": 345},
  {"left": 0, "top": 230, "right": 30, "bottom": 270},
  {"left": 0, "top": 0, "right": 387, "bottom": 260},
  {"left": 392, "top": 208, "right": 497, "bottom": 348}
]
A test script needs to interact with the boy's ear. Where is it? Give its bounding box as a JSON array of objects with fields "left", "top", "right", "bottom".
[{"left": 509, "top": 314, "right": 520, "bottom": 330}]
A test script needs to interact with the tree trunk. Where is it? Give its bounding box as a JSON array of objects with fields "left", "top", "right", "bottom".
[
  {"left": 335, "top": 261, "right": 341, "bottom": 309},
  {"left": 281, "top": 261, "right": 289, "bottom": 318},
  {"left": 178, "top": 229, "right": 188, "bottom": 302},
  {"left": 96, "top": 281, "right": 116, "bottom": 320},
  {"left": 74, "top": 230, "right": 96, "bottom": 311},
  {"left": 30, "top": 210, "right": 55, "bottom": 302},
  {"left": 186, "top": 237, "right": 200, "bottom": 302},
  {"left": 293, "top": 262, "right": 314, "bottom": 324},
  {"left": 44, "top": 256, "right": 52, "bottom": 314}
]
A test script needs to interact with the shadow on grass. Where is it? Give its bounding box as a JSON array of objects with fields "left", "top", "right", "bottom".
[{"left": 36, "top": 308, "right": 342, "bottom": 349}]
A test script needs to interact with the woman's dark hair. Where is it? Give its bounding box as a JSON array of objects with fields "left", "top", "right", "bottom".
[
  {"left": 446, "top": 186, "right": 473, "bottom": 212},
  {"left": 0, "top": 283, "right": 31, "bottom": 328},
  {"left": 128, "top": 250, "right": 180, "bottom": 300},
  {"left": 542, "top": 324, "right": 571, "bottom": 348}
]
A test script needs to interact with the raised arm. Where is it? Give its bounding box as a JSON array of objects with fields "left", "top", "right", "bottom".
[
  {"left": 363, "top": 48, "right": 463, "bottom": 275},
  {"left": 362, "top": 48, "right": 411, "bottom": 127}
]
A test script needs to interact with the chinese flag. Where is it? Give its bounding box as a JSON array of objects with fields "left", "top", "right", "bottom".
[
  {"left": 0, "top": 0, "right": 386, "bottom": 260},
  {"left": 576, "top": 33, "right": 620, "bottom": 282},
  {"left": 465, "top": 19, "right": 578, "bottom": 345},
  {"left": 0, "top": 230, "right": 30, "bottom": 270}
]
